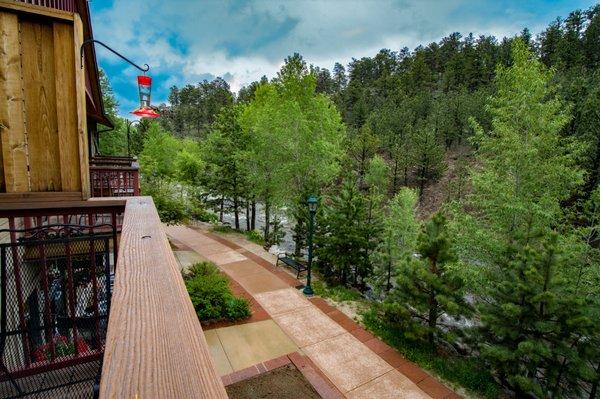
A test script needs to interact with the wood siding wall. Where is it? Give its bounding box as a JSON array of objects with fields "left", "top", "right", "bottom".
[{"left": 0, "top": 8, "right": 89, "bottom": 198}]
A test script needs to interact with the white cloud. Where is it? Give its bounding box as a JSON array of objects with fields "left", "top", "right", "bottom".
[{"left": 91, "top": 0, "right": 594, "bottom": 113}]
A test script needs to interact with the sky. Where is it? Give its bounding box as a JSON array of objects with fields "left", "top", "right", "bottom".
[{"left": 89, "top": 0, "right": 596, "bottom": 117}]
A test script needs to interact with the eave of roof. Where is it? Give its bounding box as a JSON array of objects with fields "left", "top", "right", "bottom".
[{"left": 76, "top": 0, "right": 113, "bottom": 129}]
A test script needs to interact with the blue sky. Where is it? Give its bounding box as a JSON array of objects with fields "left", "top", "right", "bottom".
[{"left": 90, "top": 0, "right": 596, "bottom": 117}]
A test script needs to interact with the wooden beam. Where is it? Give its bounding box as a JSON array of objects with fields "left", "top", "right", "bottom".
[
  {"left": 0, "top": 11, "right": 29, "bottom": 192},
  {"left": 53, "top": 21, "right": 80, "bottom": 192},
  {"left": 73, "top": 13, "right": 90, "bottom": 199},
  {"left": 20, "top": 19, "right": 62, "bottom": 191},
  {"left": 0, "top": 191, "right": 82, "bottom": 203},
  {"left": 0, "top": 1, "right": 74, "bottom": 22},
  {"left": 0, "top": 198, "right": 125, "bottom": 213},
  {"left": 100, "top": 197, "right": 228, "bottom": 399}
]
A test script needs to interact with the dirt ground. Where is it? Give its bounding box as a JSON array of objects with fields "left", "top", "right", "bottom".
[{"left": 225, "top": 364, "right": 321, "bottom": 399}]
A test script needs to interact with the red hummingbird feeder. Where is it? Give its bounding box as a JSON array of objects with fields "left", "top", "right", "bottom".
[{"left": 131, "top": 75, "right": 159, "bottom": 118}]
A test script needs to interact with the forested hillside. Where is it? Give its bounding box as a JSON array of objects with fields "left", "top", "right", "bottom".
[{"left": 99, "top": 5, "right": 600, "bottom": 398}]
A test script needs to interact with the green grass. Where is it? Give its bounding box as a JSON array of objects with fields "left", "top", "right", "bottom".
[
  {"left": 312, "top": 280, "right": 364, "bottom": 302},
  {"left": 210, "top": 225, "right": 265, "bottom": 245},
  {"left": 361, "top": 308, "right": 501, "bottom": 399}
]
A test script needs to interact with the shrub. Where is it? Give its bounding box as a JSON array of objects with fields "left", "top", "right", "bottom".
[
  {"left": 183, "top": 262, "right": 250, "bottom": 322},
  {"left": 244, "top": 230, "right": 265, "bottom": 245},
  {"left": 226, "top": 297, "right": 252, "bottom": 320}
]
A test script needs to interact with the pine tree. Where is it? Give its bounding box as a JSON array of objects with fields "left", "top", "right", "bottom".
[
  {"left": 383, "top": 213, "right": 470, "bottom": 346},
  {"left": 369, "top": 188, "right": 420, "bottom": 297},
  {"left": 315, "top": 178, "right": 374, "bottom": 287},
  {"left": 478, "top": 235, "right": 594, "bottom": 398}
]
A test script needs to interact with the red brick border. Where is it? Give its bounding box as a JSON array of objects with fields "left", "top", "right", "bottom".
[{"left": 221, "top": 352, "right": 343, "bottom": 399}]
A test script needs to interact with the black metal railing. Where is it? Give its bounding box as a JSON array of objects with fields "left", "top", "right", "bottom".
[{"left": 0, "top": 224, "right": 117, "bottom": 398}]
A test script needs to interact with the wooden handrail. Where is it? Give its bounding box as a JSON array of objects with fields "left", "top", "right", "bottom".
[{"left": 99, "top": 197, "right": 227, "bottom": 398}]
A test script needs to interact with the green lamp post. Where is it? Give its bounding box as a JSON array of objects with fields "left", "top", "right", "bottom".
[{"left": 303, "top": 195, "right": 318, "bottom": 296}]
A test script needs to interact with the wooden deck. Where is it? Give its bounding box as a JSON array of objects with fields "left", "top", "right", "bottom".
[{"left": 99, "top": 197, "right": 227, "bottom": 398}]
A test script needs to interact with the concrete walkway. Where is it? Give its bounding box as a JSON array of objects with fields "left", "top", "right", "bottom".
[{"left": 165, "top": 225, "right": 457, "bottom": 399}]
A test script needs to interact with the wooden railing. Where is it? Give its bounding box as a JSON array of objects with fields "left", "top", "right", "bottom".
[
  {"left": 14, "top": 0, "right": 75, "bottom": 13},
  {"left": 98, "top": 197, "right": 227, "bottom": 398},
  {"left": 90, "top": 165, "right": 140, "bottom": 198},
  {"left": 0, "top": 198, "right": 227, "bottom": 398}
]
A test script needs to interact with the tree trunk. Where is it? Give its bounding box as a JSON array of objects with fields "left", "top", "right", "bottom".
[
  {"left": 294, "top": 218, "right": 304, "bottom": 257},
  {"left": 589, "top": 362, "right": 600, "bottom": 399},
  {"left": 233, "top": 195, "right": 240, "bottom": 230},
  {"left": 251, "top": 200, "right": 256, "bottom": 230},
  {"left": 245, "top": 200, "right": 250, "bottom": 231},
  {"left": 392, "top": 156, "right": 399, "bottom": 193},
  {"left": 419, "top": 166, "right": 426, "bottom": 203},
  {"left": 219, "top": 197, "right": 224, "bottom": 223},
  {"left": 427, "top": 258, "right": 438, "bottom": 346},
  {"left": 264, "top": 199, "right": 271, "bottom": 242}
]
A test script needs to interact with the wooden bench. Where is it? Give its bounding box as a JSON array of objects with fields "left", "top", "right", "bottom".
[{"left": 276, "top": 253, "right": 307, "bottom": 279}]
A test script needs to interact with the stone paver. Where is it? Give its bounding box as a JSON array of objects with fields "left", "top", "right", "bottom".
[
  {"left": 303, "top": 333, "right": 393, "bottom": 393},
  {"left": 254, "top": 287, "right": 312, "bottom": 315},
  {"left": 347, "top": 369, "right": 429, "bottom": 399},
  {"left": 214, "top": 319, "right": 298, "bottom": 371},
  {"left": 204, "top": 329, "right": 234, "bottom": 376},
  {"left": 173, "top": 250, "right": 206, "bottom": 270},
  {"left": 204, "top": 250, "right": 247, "bottom": 265},
  {"left": 235, "top": 271, "right": 289, "bottom": 293},
  {"left": 273, "top": 306, "right": 346, "bottom": 347}
]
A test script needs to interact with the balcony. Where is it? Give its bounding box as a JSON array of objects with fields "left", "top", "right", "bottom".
[
  {"left": 0, "top": 198, "right": 227, "bottom": 398},
  {"left": 89, "top": 156, "right": 140, "bottom": 198}
]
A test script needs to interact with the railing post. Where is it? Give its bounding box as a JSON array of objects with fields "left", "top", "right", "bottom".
[{"left": 132, "top": 169, "right": 140, "bottom": 196}]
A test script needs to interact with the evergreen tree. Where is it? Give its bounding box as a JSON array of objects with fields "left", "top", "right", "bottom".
[
  {"left": 369, "top": 188, "right": 420, "bottom": 296},
  {"left": 315, "top": 178, "right": 374, "bottom": 287},
  {"left": 383, "top": 213, "right": 469, "bottom": 346},
  {"left": 411, "top": 125, "right": 446, "bottom": 201},
  {"left": 478, "top": 235, "right": 595, "bottom": 398}
]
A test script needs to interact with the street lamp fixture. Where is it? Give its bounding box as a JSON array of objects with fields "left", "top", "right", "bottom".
[
  {"left": 303, "top": 195, "right": 318, "bottom": 296},
  {"left": 126, "top": 120, "right": 142, "bottom": 157}
]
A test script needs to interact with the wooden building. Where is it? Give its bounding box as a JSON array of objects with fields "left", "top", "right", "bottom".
[{"left": 0, "top": 1, "right": 226, "bottom": 398}]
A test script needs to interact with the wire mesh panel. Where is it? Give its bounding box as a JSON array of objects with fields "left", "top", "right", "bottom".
[
  {"left": 0, "top": 225, "right": 116, "bottom": 399},
  {"left": 90, "top": 168, "right": 139, "bottom": 198}
]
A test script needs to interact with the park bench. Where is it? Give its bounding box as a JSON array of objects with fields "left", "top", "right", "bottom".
[{"left": 276, "top": 253, "right": 307, "bottom": 279}]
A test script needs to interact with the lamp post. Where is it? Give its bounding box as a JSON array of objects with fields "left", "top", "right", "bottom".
[
  {"left": 303, "top": 195, "right": 318, "bottom": 296},
  {"left": 125, "top": 119, "right": 141, "bottom": 158}
]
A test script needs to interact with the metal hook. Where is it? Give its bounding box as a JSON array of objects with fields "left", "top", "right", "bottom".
[{"left": 80, "top": 39, "right": 150, "bottom": 73}]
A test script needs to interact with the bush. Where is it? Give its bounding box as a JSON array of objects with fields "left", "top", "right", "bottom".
[
  {"left": 244, "top": 230, "right": 265, "bottom": 245},
  {"left": 183, "top": 262, "right": 251, "bottom": 322},
  {"left": 313, "top": 280, "right": 363, "bottom": 302}
]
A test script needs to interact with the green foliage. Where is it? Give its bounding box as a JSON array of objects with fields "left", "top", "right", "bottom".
[
  {"left": 201, "top": 104, "right": 249, "bottom": 229},
  {"left": 97, "top": 69, "right": 128, "bottom": 156},
  {"left": 315, "top": 178, "right": 375, "bottom": 287},
  {"left": 244, "top": 230, "right": 265, "bottom": 245},
  {"left": 161, "top": 78, "right": 234, "bottom": 138},
  {"left": 312, "top": 280, "right": 363, "bottom": 302},
  {"left": 382, "top": 213, "right": 470, "bottom": 345},
  {"left": 477, "top": 235, "right": 595, "bottom": 397},
  {"left": 369, "top": 188, "right": 420, "bottom": 297},
  {"left": 453, "top": 39, "right": 583, "bottom": 282},
  {"left": 183, "top": 262, "right": 250, "bottom": 322},
  {"left": 138, "top": 123, "right": 212, "bottom": 224}
]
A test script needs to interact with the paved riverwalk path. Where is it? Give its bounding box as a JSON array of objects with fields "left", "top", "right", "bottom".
[{"left": 165, "top": 225, "right": 460, "bottom": 399}]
